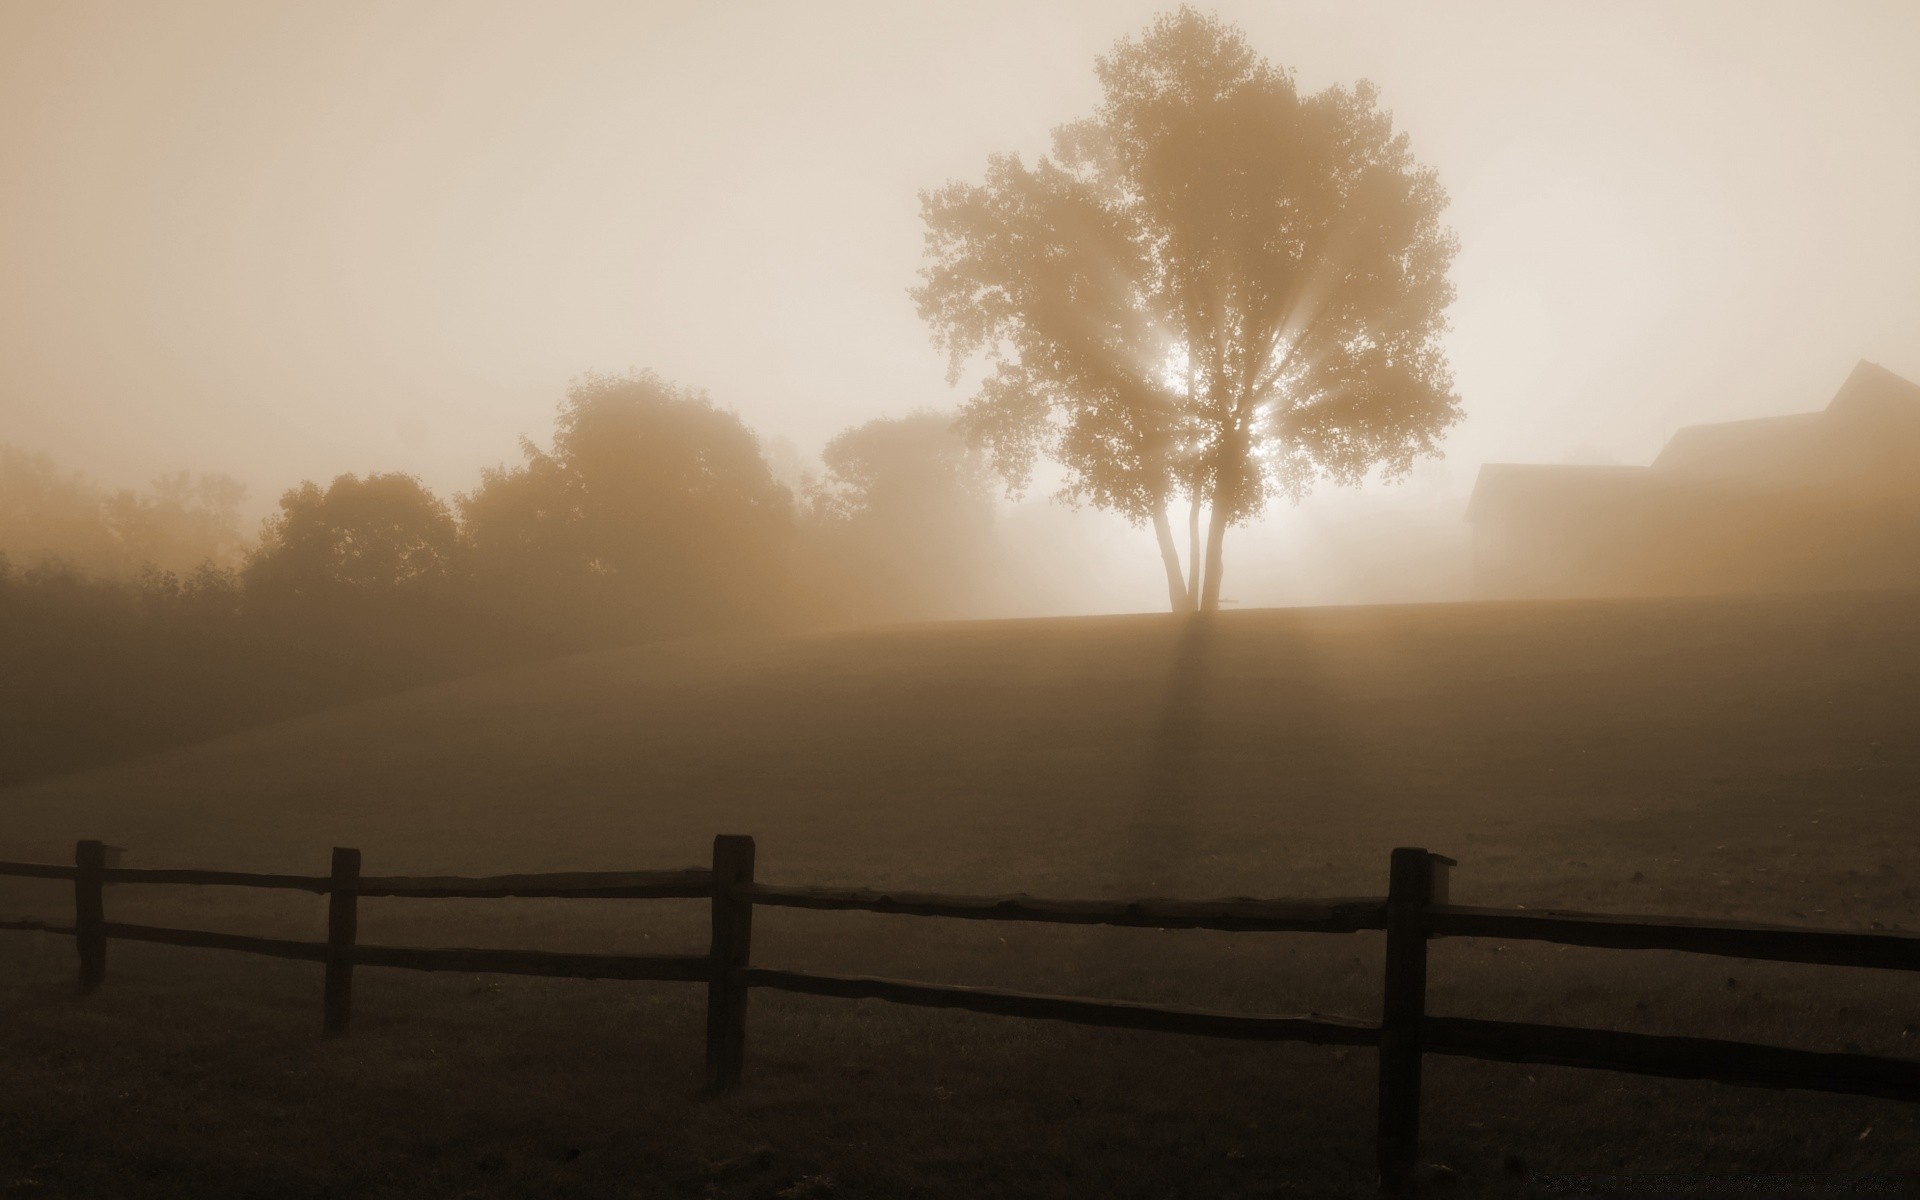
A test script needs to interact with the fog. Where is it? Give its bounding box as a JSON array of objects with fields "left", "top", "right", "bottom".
[
  {"left": 10, "top": 8, "right": 1920, "bottom": 1191},
  {"left": 4, "top": 0, "right": 1918, "bottom": 614}
]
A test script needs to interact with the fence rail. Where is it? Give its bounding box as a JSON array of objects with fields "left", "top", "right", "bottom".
[
  {"left": 351, "top": 944, "right": 712, "bottom": 981},
  {"left": 1428, "top": 903, "right": 1920, "bottom": 971},
  {"left": 749, "top": 883, "right": 1387, "bottom": 932},
  {"left": 102, "top": 867, "right": 333, "bottom": 892},
  {"left": 356, "top": 869, "right": 713, "bottom": 899},
  {"left": 1425, "top": 1016, "right": 1920, "bottom": 1103},
  {"left": 744, "top": 967, "right": 1382, "bottom": 1044},
  {"left": 4, "top": 836, "right": 1917, "bottom": 1194},
  {"left": 0, "top": 860, "right": 76, "bottom": 881}
]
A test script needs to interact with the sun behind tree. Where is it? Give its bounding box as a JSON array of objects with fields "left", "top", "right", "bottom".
[{"left": 914, "top": 7, "right": 1461, "bottom": 612}]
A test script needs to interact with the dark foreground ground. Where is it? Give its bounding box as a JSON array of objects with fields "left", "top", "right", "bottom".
[{"left": 3, "top": 592, "right": 1919, "bottom": 1197}]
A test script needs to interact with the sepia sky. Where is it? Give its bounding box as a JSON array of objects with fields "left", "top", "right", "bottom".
[{"left": 3, "top": 0, "right": 1917, "bottom": 604}]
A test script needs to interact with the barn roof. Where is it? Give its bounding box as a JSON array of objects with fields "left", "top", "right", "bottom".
[
  {"left": 1470, "top": 361, "right": 1920, "bottom": 524},
  {"left": 1651, "top": 411, "right": 1824, "bottom": 478}
]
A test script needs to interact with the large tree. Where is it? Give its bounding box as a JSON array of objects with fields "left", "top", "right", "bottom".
[
  {"left": 459, "top": 371, "right": 793, "bottom": 637},
  {"left": 914, "top": 7, "right": 1460, "bottom": 611},
  {"left": 805, "top": 409, "right": 997, "bottom": 620},
  {"left": 246, "top": 472, "right": 458, "bottom": 599}
]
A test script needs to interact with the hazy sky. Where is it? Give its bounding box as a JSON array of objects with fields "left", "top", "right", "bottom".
[{"left": 3, "top": 0, "right": 1917, "bottom": 604}]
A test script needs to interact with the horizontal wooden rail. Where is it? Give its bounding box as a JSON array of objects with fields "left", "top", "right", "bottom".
[
  {"left": 1428, "top": 904, "right": 1920, "bottom": 972},
  {"left": 353, "top": 944, "right": 711, "bottom": 981},
  {"left": 742, "top": 967, "right": 1380, "bottom": 1045},
  {"left": 14, "top": 914, "right": 712, "bottom": 982},
  {"left": 1, "top": 914, "right": 75, "bottom": 934},
  {"left": 0, "top": 861, "right": 76, "bottom": 881},
  {"left": 102, "top": 867, "right": 332, "bottom": 892},
  {"left": 354, "top": 869, "right": 712, "bottom": 899},
  {"left": 2, "top": 858, "right": 714, "bottom": 898},
  {"left": 750, "top": 885, "right": 1388, "bottom": 933},
  {"left": 97, "top": 921, "right": 329, "bottom": 962},
  {"left": 1426, "top": 1015, "right": 1920, "bottom": 1103}
]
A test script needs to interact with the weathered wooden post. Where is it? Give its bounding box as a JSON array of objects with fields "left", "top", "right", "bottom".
[
  {"left": 705, "top": 834, "right": 756, "bottom": 1091},
  {"left": 73, "top": 839, "right": 107, "bottom": 992},
  {"left": 324, "top": 846, "right": 361, "bottom": 1036},
  {"left": 1377, "top": 847, "right": 1452, "bottom": 1193}
]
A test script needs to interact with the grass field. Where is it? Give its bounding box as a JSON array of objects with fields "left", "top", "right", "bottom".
[{"left": 3, "top": 592, "right": 1919, "bottom": 1197}]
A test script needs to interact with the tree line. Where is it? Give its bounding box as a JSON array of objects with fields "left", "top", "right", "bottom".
[{"left": 1, "top": 373, "right": 997, "bottom": 784}]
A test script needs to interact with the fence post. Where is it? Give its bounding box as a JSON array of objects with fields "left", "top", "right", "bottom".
[
  {"left": 74, "top": 840, "right": 106, "bottom": 992},
  {"left": 705, "top": 834, "right": 756, "bottom": 1092},
  {"left": 1376, "top": 847, "right": 1452, "bottom": 1193},
  {"left": 324, "top": 846, "right": 361, "bottom": 1036}
]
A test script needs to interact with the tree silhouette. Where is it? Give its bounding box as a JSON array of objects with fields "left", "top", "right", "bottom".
[
  {"left": 247, "top": 473, "right": 457, "bottom": 599},
  {"left": 915, "top": 7, "right": 1460, "bottom": 610},
  {"left": 811, "top": 410, "right": 993, "bottom": 525},
  {"left": 103, "top": 472, "right": 250, "bottom": 574},
  {"left": 0, "top": 445, "right": 247, "bottom": 577},
  {"left": 806, "top": 409, "right": 997, "bottom": 620},
  {"left": 460, "top": 371, "right": 792, "bottom": 638}
]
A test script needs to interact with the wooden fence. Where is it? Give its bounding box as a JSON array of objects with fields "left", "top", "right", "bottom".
[{"left": 5, "top": 837, "right": 1920, "bottom": 1192}]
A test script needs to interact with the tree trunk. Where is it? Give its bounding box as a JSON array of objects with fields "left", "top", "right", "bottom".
[
  {"left": 1152, "top": 506, "right": 1192, "bottom": 613},
  {"left": 1199, "top": 500, "right": 1230, "bottom": 612},
  {"left": 1183, "top": 356, "right": 1202, "bottom": 608},
  {"left": 1185, "top": 497, "right": 1201, "bottom": 603}
]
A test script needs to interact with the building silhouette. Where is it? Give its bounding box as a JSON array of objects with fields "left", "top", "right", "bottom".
[{"left": 1468, "top": 361, "right": 1920, "bottom": 599}]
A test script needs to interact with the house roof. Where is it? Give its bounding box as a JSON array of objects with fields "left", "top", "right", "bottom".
[
  {"left": 1828, "top": 358, "right": 1920, "bottom": 423},
  {"left": 1469, "top": 360, "right": 1920, "bottom": 524},
  {"left": 1651, "top": 411, "right": 1824, "bottom": 478}
]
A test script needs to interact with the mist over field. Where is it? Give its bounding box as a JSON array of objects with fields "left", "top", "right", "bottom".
[
  {"left": 3, "top": 3, "right": 1920, "bottom": 1197},
  {"left": 6, "top": 2, "right": 1918, "bottom": 614}
]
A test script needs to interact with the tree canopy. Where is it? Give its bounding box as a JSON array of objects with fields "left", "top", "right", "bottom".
[
  {"left": 805, "top": 410, "right": 998, "bottom": 620},
  {"left": 914, "top": 7, "right": 1460, "bottom": 610},
  {"left": 812, "top": 410, "right": 994, "bottom": 526},
  {"left": 460, "top": 371, "right": 793, "bottom": 637},
  {"left": 247, "top": 472, "right": 458, "bottom": 599},
  {"left": 0, "top": 445, "right": 247, "bottom": 578}
]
